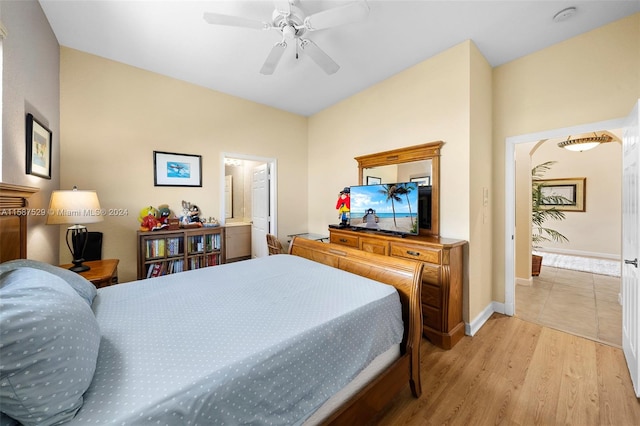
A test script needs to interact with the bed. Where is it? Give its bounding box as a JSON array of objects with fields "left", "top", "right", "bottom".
[{"left": 0, "top": 184, "right": 423, "bottom": 425}]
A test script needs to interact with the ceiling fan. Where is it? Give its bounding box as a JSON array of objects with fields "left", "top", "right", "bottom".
[{"left": 203, "top": 1, "right": 370, "bottom": 75}]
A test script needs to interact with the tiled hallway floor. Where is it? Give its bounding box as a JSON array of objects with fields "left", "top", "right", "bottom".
[{"left": 515, "top": 265, "right": 622, "bottom": 347}]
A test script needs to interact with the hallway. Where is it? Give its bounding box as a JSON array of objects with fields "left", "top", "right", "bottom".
[{"left": 516, "top": 265, "right": 621, "bottom": 347}]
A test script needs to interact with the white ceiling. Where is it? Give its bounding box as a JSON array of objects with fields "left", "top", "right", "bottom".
[{"left": 39, "top": 0, "right": 640, "bottom": 116}]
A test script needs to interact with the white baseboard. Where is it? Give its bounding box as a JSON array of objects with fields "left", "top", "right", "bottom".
[
  {"left": 536, "top": 247, "right": 620, "bottom": 261},
  {"left": 516, "top": 277, "right": 532, "bottom": 286},
  {"left": 466, "top": 302, "right": 507, "bottom": 336}
]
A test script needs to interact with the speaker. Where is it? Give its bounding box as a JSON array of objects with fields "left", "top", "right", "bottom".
[{"left": 73, "top": 231, "right": 103, "bottom": 261}]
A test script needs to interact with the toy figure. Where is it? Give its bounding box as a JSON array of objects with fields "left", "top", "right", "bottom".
[
  {"left": 188, "top": 204, "right": 202, "bottom": 223},
  {"left": 336, "top": 187, "right": 350, "bottom": 226},
  {"left": 138, "top": 206, "right": 161, "bottom": 231},
  {"left": 158, "top": 205, "right": 172, "bottom": 226},
  {"left": 181, "top": 200, "right": 191, "bottom": 225}
]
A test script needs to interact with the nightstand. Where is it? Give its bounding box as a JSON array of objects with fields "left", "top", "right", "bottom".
[{"left": 59, "top": 259, "right": 119, "bottom": 289}]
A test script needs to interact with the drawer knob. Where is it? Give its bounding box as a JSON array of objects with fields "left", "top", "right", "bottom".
[
  {"left": 339, "top": 238, "right": 348, "bottom": 243},
  {"left": 406, "top": 250, "right": 420, "bottom": 256}
]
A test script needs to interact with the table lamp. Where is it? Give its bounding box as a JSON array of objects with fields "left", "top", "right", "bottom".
[{"left": 47, "top": 186, "right": 103, "bottom": 272}]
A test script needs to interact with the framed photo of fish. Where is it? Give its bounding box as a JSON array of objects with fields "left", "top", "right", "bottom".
[
  {"left": 153, "top": 151, "right": 202, "bottom": 187},
  {"left": 26, "top": 113, "right": 52, "bottom": 179}
]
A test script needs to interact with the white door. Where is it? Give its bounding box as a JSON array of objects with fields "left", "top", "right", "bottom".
[
  {"left": 224, "top": 175, "right": 232, "bottom": 219},
  {"left": 251, "top": 163, "right": 269, "bottom": 258},
  {"left": 622, "top": 100, "right": 640, "bottom": 397}
]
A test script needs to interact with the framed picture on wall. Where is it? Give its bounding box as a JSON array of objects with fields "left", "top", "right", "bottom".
[
  {"left": 366, "top": 176, "right": 381, "bottom": 185},
  {"left": 153, "top": 151, "right": 202, "bottom": 187},
  {"left": 539, "top": 177, "right": 586, "bottom": 212},
  {"left": 26, "top": 113, "right": 52, "bottom": 179},
  {"left": 410, "top": 175, "right": 431, "bottom": 186}
]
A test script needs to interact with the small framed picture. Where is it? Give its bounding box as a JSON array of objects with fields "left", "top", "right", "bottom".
[
  {"left": 539, "top": 177, "right": 586, "bottom": 212},
  {"left": 154, "top": 151, "right": 202, "bottom": 187},
  {"left": 410, "top": 175, "right": 431, "bottom": 186},
  {"left": 366, "top": 176, "right": 381, "bottom": 185},
  {"left": 26, "top": 113, "right": 52, "bottom": 179}
]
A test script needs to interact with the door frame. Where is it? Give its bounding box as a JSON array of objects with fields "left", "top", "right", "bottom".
[
  {"left": 220, "top": 152, "right": 278, "bottom": 236},
  {"left": 504, "top": 117, "right": 625, "bottom": 316}
]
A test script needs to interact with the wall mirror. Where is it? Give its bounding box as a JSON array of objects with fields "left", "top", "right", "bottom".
[{"left": 355, "top": 141, "right": 442, "bottom": 236}]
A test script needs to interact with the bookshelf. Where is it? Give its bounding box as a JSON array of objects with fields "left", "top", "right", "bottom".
[{"left": 137, "top": 227, "right": 225, "bottom": 279}]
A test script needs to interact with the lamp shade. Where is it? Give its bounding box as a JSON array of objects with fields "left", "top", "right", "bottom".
[
  {"left": 557, "top": 132, "right": 614, "bottom": 152},
  {"left": 560, "top": 141, "right": 601, "bottom": 152},
  {"left": 46, "top": 188, "right": 103, "bottom": 225}
]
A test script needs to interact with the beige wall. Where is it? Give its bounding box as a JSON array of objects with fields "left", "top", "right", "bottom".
[
  {"left": 60, "top": 48, "right": 308, "bottom": 282},
  {"left": 1, "top": 0, "right": 60, "bottom": 263},
  {"left": 308, "top": 41, "right": 475, "bottom": 238},
  {"left": 308, "top": 41, "right": 493, "bottom": 324},
  {"left": 531, "top": 137, "right": 622, "bottom": 255},
  {"left": 493, "top": 13, "right": 640, "bottom": 302},
  {"left": 468, "top": 42, "right": 494, "bottom": 322}
]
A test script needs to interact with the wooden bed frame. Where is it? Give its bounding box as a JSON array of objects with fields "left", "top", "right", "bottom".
[
  {"left": 289, "top": 236, "right": 423, "bottom": 424},
  {"left": 0, "top": 184, "right": 423, "bottom": 425},
  {"left": 0, "top": 183, "right": 38, "bottom": 262}
]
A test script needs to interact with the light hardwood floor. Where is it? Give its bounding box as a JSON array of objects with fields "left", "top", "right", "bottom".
[{"left": 374, "top": 314, "right": 640, "bottom": 425}]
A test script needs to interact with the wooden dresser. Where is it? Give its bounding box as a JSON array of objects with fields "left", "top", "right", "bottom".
[{"left": 329, "top": 228, "right": 467, "bottom": 349}]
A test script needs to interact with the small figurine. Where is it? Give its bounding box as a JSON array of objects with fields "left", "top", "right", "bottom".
[
  {"left": 138, "top": 206, "right": 161, "bottom": 231},
  {"left": 180, "top": 200, "right": 203, "bottom": 228},
  {"left": 188, "top": 204, "right": 201, "bottom": 223},
  {"left": 336, "top": 187, "right": 350, "bottom": 226},
  {"left": 180, "top": 200, "right": 191, "bottom": 226},
  {"left": 157, "top": 205, "right": 172, "bottom": 226}
]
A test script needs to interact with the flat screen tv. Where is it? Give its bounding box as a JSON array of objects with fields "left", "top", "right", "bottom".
[{"left": 349, "top": 182, "right": 419, "bottom": 235}]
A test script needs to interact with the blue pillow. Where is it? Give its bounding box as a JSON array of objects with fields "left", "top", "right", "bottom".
[
  {"left": 0, "top": 259, "right": 97, "bottom": 306},
  {"left": 0, "top": 268, "right": 101, "bottom": 426}
]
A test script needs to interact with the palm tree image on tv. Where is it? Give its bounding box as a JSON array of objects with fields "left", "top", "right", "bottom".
[
  {"left": 379, "top": 184, "right": 403, "bottom": 227},
  {"left": 395, "top": 183, "right": 415, "bottom": 230}
]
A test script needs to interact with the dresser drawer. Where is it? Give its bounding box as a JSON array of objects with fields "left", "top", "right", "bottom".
[
  {"left": 330, "top": 233, "right": 359, "bottom": 248},
  {"left": 391, "top": 243, "right": 441, "bottom": 264},
  {"left": 422, "top": 283, "right": 441, "bottom": 308},
  {"left": 360, "top": 237, "right": 389, "bottom": 255},
  {"left": 422, "top": 264, "right": 441, "bottom": 286},
  {"left": 422, "top": 304, "right": 442, "bottom": 330}
]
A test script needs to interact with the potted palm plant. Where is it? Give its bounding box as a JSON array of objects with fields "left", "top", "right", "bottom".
[{"left": 531, "top": 161, "right": 570, "bottom": 276}]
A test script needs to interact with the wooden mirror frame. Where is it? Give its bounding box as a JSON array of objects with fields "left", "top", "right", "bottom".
[{"left": 355, "top": 141, "right": 442, "bottom": 236}]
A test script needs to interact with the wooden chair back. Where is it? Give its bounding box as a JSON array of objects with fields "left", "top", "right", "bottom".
[{"left": 266, "top": 233, "right": 284, "bottom": 255}]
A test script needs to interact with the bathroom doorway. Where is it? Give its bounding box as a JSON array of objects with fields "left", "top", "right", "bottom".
[{"left": 221, "top": 153, "right": 277, "bottom": 258}]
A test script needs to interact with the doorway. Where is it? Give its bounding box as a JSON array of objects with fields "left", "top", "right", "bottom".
[
  {"left": 504, "top": 118, "right": 626, "bottom": 319},
  {"left": 515, "top": 136, "right": 622, "bottom": 346},
  {"left": 221, "top": 153, "right": 277, "bottom": 258}
]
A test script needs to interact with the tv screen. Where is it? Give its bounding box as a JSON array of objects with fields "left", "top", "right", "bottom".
[{"left": 349, "top": 182, "right": 419, "bottom": 235}]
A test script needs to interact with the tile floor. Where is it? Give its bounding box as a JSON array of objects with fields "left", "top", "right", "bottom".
[{"left": 515, "top": 265, "right": 622, "bottom": 347}]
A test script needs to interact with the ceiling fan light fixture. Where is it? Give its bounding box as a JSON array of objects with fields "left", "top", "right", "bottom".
[
  {"left": 557, "top": 132, "right": 613, "bottom": 152},
  {"left": 204, "top": 0, "right": 370, "bottom": 75},
  {"left": 553, "top": 7, "right": 577, "bottom": 23},
  {"left": 282, "top": 25, "right": 296, "bottom": 39}
]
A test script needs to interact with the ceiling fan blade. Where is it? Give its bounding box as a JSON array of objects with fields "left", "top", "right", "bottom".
[
  {"left": 203, "top": 12, "right": 267, "bottom": 30},
  {"left": 274, "top": 0, "right": 291, "bottom": 16},
  {"left": 260, "top": 42, "right": 287, "bottom": 75},
  {"left": 304, "top": 1, "right": 370, "bottom": 31},
  {"left": 299, "top": 39, "right": 339, "bottom": 75}
]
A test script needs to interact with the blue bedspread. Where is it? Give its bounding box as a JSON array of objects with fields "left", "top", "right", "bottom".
[{"left": 69, "top": 254, "right": 403, "bottom": 425}]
